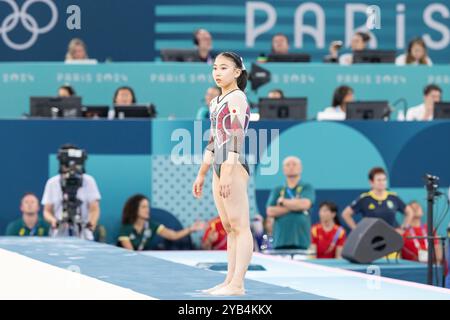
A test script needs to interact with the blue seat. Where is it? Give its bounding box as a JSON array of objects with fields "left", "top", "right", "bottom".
[{"left": 147, "top": 208, "right": 193, "bottom": 250}]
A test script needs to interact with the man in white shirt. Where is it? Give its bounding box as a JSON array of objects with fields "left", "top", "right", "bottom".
[
  {"left": 406, "top": 84, "right": 442, "bottom": 121},
  {"left": 42, "top": 144, "right": 101, "bottom": 239}
]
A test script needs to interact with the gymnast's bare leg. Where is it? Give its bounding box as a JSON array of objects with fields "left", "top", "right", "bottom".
[
  {"left": 209, "top": 163, "right": 251, "bottom": 296},
  {"left": 199, "top": 170, "right": 237, "bottom": 293},
  {"left": 193, "top": 51, "right": 252, "bottom": 296}
]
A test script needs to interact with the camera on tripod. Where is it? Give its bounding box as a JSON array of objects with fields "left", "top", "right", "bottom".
[{"left": 56, "top": 145, "right": 89, "bottom": 238}]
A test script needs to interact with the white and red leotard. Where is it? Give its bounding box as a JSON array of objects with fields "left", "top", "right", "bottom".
[{"left": 206, "top": 89, "right": 250, "bottom": 177}]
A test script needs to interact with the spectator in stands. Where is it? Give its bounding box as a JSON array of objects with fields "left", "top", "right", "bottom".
[
  {"left": 266, "top": 156, "right": 315, "bottom": 249},
  {"left": 342, "top": 167, "right": 413, "bottom": 232},
  {"left": 406, "top": 84, "right": 442, "bottom": 121},
  {"left": 197, "top": 86, "right": 220, "bottom": 120},
  {"left": 317, "top": 85, "right": 354, "bottom": 120},
  {"left": 401, "top": 201, "right": 442, "bottom": 263},
  {"left": 58, "top": 85, "right": 76, "bottom": 97},
  {"left": 113, "top": 86, "right": 137, "bottom": 106},
  {"left": 396, "top": 38, "right": 433, "bottom": 66},
  {"left": 339, "top": 32, "right": 371, "bottom": 65},
  {"left": 271, "top": 33, "right": 290, "bottom": 55},
  {"left": 118, "top": 194, "right": 205, "bottom": 251},
  {"left": 323, "top": 41, "right": 343, "bottom": 63},
  {"left": 268, "top": 89, "right": 284, "bottom": 99},
  {"left": 65, "top": 38, "right": 89, "bottom": 61},
  {"left": 194, "top": 29, "right": 214, "bottom": 64},
  {"left": 310, "top": 201, "right": 346, "bottom": 259},
  {"left": 42, "top": 144, "right": 101, "bottom": 240},
  {"left": 201, "top": 215, "right": 227, "bottom": 250},
  {"left": 5, "top": 193, "right": 49, "bottom": 237}
]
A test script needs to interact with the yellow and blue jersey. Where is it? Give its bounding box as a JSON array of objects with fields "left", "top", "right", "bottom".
[
  {"left": 350, "top": 191, "right": 406, "bottom": 228},
  {"left": 5, "top": 217, "right": 49, "bottom": 237}
]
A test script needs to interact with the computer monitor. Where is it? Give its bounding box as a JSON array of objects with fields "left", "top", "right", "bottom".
[
  {"left": 114, "top": 104, "right": 156, "bottom": 118},
  {"left": 160, "top": 49, "right": 202, "bottom": 62},
  {"left": 434, "top": 102, "right": 450, "bottom": 119},
  {"left": 82, "top": 106, "right": 109, "bottom": 118},
  {"left": 267, "top": 53, "right": 311, "bottom": 63},
  {"left": 258, "top": 98, "right": 308, "bottom": 120},
  {"left": 30, "top": 96, "right": 82, "bottom": 118},
  {"left": 346, "top": 101, "right": 390, "bottom": 120},
  {"left": 353, "top": 50, "right": 396, "bottom": 63}
]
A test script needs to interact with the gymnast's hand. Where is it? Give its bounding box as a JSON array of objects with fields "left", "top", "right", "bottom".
[
  {"left": 192, "top": 174, "right": 205, "bottom": 199},
  {"left": 219, "top": 174, "right": 232, "bottom": 198}
]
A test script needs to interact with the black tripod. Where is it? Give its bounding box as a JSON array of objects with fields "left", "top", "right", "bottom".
[
  {"left": 422, "top": 175, "right": 445, "bottom": 285},
  {"left": 408, "top": 235, "right": 447, "bottom": 287}
]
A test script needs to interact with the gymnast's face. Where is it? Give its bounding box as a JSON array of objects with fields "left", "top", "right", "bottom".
[
  {"left": 138, "top": 199, "right": 150, "bottom": 221},
  {"left": 212, "top": 55, "right": 241, "bottom": 89}
]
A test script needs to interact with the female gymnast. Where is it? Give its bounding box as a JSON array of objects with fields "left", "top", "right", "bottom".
[{"left": 192, "top": 52, "right": 252, "bottom": 296}]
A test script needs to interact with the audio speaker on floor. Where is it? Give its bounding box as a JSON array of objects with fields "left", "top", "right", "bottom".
[{"left": 342, "top": 218, "right": 404, "bottom": 264}]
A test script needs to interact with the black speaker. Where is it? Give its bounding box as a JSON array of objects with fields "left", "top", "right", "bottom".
[{"left": 342, "top": 218, "right": 404, "bottom": 264}]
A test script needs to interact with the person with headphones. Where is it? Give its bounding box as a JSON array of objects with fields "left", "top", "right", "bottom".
[
  {"left": 317, "top": 85, "right": 354, "bottom": 121},
  {"left": 193, "top": 29, "right": 214, "bottom": 63}
]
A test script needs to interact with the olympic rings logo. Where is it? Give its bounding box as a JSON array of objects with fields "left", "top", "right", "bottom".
[{"left": 0, "top": 0, "right": 58, "bottom": 50}]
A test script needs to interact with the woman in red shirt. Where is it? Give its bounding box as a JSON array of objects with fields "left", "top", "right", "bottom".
[
  {"left": 311, "top": 202, "right": 346, "bottom": 259},
  {"left": 201, "top": 215, "right": 227, "bottom": 250},
  {"left": 402, "top": 201, "right": 442, "bottom": 263}
]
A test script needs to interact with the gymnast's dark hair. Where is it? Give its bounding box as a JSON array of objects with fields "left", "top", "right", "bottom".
[
  {"left": 216, "top": 51, "right": 248, "bottom": 91},
  {"left": 122, "top": 194, "right": 149, "bottom": 225}
]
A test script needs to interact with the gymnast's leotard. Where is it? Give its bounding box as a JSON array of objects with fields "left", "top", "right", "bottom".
[{"left": 206, "top": 89, "right": 250, "bottom": 177}]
